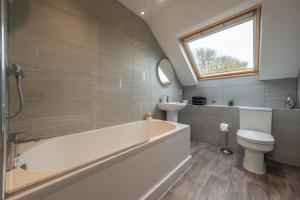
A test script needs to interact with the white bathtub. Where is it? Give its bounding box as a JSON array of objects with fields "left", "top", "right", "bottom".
[{"left": 7, "top": 120, "right": 191, "bottom": 200}]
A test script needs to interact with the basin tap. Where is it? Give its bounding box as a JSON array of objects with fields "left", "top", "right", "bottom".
[{"left": 160, "top": 95, "right": 170, "bottom": 103}]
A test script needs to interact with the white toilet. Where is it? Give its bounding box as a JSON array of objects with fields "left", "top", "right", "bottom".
[{"left": 237, "top": 107, "right": 275, "bottom": 174}]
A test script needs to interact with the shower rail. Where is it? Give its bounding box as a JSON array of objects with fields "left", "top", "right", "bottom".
[{"left": 0, "top": 0, "right": 8, "bottom": 199}]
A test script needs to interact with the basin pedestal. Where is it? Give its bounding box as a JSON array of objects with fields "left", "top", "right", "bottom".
[
  {"left": 157, "top": 102, "right": 187, "bottom": 123},
  {"left": 167, "top": 111, "right": 178, "bottom": 122}
]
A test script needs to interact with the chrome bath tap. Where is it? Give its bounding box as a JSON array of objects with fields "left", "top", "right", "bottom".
[{"left": 7, "top": 132, "right": 25, "bottom": 170}]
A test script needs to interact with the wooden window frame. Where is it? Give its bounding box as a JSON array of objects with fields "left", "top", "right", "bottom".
[{"left": 179, "top": 5, "right": 261, "bottom": 80}]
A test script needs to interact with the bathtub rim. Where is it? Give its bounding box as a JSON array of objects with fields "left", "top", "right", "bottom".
[
  {"left": 6, "top": 120, "right": 190, "bottom": 199},
  {"left": 14, "top": 119, "right": 177, "bottom": 173},
  {"left": 17, "top": 119, "right": 176, "bottom": 155}
]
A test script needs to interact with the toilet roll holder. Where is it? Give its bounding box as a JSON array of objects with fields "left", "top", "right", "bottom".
[{"left": 220, "top": 122, "right": 233, "bottom": 155}]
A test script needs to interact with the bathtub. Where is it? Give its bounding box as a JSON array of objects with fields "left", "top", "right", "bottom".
[{"left": 7, "top": 120, "right": 191, "bottom": 200}]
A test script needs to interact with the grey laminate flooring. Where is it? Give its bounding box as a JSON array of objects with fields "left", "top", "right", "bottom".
[{"left": 161, "top": 141, "right": 300, "bottom": 200}]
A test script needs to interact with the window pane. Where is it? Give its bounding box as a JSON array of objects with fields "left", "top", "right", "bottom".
[{"left": 187, "top": 19, "right": 254, "bottom": 76}]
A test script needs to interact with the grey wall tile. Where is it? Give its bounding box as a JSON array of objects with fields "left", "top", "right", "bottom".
[
  {"left": 223, "top": 84, "right": 265, "bottom": 107},
  {"left": 183, "top": 86, "right": 223, "bottom": 105},
  {"left": 184, "top": 76, "right": 297, "bottom": 108},
  {"left": 222, "top": 76, "right": 265, "bottom": 106},
  {"left": 222, "top": 76, "right": 263, "bottom": 86},
  {"left": 8, "top": 0, "right": 182, "bottom": 140},
  {"left": 179, "top": 105, "right": 240, "bottom": 151},
  {"left": 265, "top": 78, "right": 297, "bottom": 108},
  {"left": 266, "top": 109, "right": 300, "bottom": 167},
  {"left": 179, "top": 105, "right": 300, "bottom": 167},
  {"left": 198, "top": 79, "right": 223, "bottom": 88}
]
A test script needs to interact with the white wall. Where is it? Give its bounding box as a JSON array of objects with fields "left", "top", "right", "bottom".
[{"left": 259, "top": 0, "right": 300, "bottom": 80}]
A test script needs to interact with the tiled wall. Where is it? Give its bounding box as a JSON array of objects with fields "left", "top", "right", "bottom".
[
  {"left": 184, "top": 76, "right": 297, "bottom": 108},
  {"left": 179, "top": 105, "right": 300, "bottom": 167},
  {"left": 179, "top": 105, "right": 240, "bottom": 151},
  {"left": 8, "top": 0, "right": 182, "bottom": 140},
  {"left": 181, "top": 75, "right": 300, "bottom": 167},
  {"left": 268, "top": 109, "right": 300, "bottom": 167}
]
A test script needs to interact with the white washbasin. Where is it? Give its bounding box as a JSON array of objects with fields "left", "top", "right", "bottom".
[
  {"left": 158, "top": 102, "right": 187, "bottom": 111},
  {"left": 157, "top": 102, "right": 187, "bottom": 122}
]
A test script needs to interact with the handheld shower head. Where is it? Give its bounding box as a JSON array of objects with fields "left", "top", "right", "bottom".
[{"left": 7, "top": 64, "right": 25, "bottom": 119}]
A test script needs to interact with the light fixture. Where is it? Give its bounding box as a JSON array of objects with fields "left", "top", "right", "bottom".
[{"left": 140, "top": 11, "right": 145, "bottom": 15}]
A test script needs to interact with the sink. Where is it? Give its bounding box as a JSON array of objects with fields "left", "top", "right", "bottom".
[
  {"left": 158, "top": 102, "right": 187, "bottom": 111},
  {"left": 157, "top": 102, "right": 187, "bottom": 122}
]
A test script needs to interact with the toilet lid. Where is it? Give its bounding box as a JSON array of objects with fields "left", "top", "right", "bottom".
[{"left": 237, "top": 129, "right": 274, "bottom": 144}]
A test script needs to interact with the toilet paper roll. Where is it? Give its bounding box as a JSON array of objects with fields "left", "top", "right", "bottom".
[{"left": 220, "top": 123, "right": 230, "bottom": 132}]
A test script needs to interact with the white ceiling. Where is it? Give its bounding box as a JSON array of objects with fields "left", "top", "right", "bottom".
[
  {"left": 119, "top": 0, "right": 262, "bottom": 86},
  {"left": 119, "top": 0, "right": 152, "bottom": 23}
]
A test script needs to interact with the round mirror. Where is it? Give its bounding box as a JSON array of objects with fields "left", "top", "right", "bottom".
[{"left": 157, "top": 59, "right": 174, "bottom": 87}]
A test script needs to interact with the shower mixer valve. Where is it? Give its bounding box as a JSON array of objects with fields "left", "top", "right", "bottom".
[{"left": 8, "top": 64, "right": 25, "bottom": 79}]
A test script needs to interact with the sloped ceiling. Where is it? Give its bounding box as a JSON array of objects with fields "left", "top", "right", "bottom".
[
  {"left": 119, "top": 0, "right": 152, "bottom": 24},
  {"left": 119, "top": 0, "right": 260, "bottom": 86}
]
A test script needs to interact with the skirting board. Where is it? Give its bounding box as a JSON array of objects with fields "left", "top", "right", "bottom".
[{"left": 143, "top": 155, "right": 192, "bottom": 200}]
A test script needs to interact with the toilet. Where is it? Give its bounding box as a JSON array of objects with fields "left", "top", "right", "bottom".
[{"left": 237, "top": 107, "right": 275, "bottom": 174}]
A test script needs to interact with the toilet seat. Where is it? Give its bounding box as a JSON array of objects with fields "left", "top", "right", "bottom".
[{"left": 237, "top": 129, "right": 274, "bottom": 145}]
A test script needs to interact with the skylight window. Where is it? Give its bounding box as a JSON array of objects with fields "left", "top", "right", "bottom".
[{"left": 181, "top": 6, "right": 261, "bottom": 80}]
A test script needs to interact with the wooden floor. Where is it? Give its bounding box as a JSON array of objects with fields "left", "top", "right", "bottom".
[{"left": 161, "top": 141, "right": 300, "bottom": 200}]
